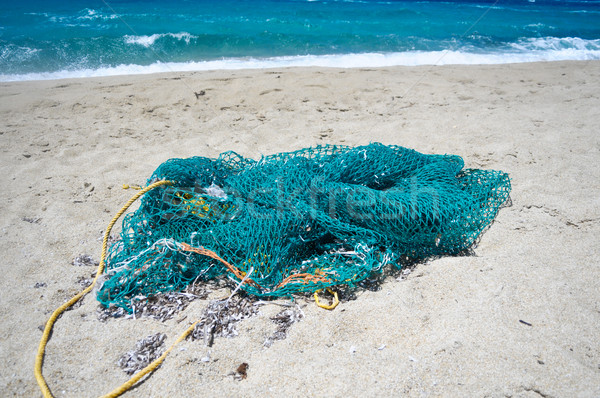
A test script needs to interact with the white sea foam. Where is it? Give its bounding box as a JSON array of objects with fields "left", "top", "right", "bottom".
[
  {"left": 77, "top": 8, "right": 118, "bottom": 21},
  {"left": 0, "top": 44, "right": 41, "bottom": 63},
  {"left": 509, "top": 36, "right": 599, "bottom": 52},
  {"left": 124, "top": 32, "right": 197, "bottom": 48},
  {"left": 2, "top": 37, "right": 599, "bottom": 82}
]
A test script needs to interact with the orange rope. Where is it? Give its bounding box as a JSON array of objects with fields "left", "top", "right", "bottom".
[
  {"left": 274, "top": 271, "right": 331, "bottom": 290},
  {"left": 179, "top": 243, "right": 260, "bottom": 288},
  {"left": 180, "top": 243, "right": 333, "bottom": 292}
]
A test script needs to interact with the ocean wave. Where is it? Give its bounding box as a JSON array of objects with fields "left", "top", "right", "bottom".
[
  {"left": 124, "top": 32, "right": 197, "bottom": 48},
  {"left": 524, "top": 22, "right": 555, "bottom": 30},
  {"left": 2, "top": 36, "right": 599, "bottom": 82},
  {"left": 509, "top": 36, "right": 600, "bottom": 52},
  {"left": 22, "top": 8, "right": 119, "bottom": 29},
  {"left": 23, "top": 12, "right": 51, "bottom": 17},
  {"left": 0, "top": 44, "right": 41, "bottom": 63},
  {"left": 77, "top": 8, "right": 119, "bottom": 21}
]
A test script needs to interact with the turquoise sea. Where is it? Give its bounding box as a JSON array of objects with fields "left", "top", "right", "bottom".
[{"left": 1, "top": 0, "right": 599, "bottom": 81}]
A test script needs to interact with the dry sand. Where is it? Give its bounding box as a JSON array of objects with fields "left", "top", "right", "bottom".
[{"left": 1, "top": 61, "right": 599, "bottom": 397}]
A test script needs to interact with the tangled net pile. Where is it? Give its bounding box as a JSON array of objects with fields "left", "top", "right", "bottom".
[{"left": 97, "top": 143, "right": 511, "bottom": 311}]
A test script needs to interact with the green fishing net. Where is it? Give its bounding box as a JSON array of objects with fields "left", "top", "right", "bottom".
[{"left": 97, "top": 143, "right": 511, "bottom": 311}]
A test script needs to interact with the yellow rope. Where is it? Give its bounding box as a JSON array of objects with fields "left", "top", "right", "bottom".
[
  {"left": 35, "top": 177, "right": 339, "bottom": 397},
  {"left": 34, "top": 180, "right": 174, "bottom": 398},
  {"left": 314, "top": 288, "right": 340, "bottom": 310},
  {"left": 100, "top": 320, "right": 199, "bottom": 398},
  {"left": 122, "top": 184, "right": 142, "bottom": 190}
]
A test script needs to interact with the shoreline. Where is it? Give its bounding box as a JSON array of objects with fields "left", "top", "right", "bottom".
[
  {"left": 2, "top": 58, "right": 598, "bottom": 81},
  {"left": 1, "top": 61, "right": 599, "bottom": 397},
  {"left": 3, "top": 54, "right": 600, "bottom": 83}
]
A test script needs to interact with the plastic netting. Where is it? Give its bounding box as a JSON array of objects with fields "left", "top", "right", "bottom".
[{"left": 97, "top": 143, "right": 511, "bottom": 310}]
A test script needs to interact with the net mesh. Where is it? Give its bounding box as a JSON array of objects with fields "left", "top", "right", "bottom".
[{"left": 97, "top": 143, "right": 511, "bottom": 310}]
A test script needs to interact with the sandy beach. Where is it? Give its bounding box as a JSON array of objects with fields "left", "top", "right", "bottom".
[{"left": 1, "top": 61, "right": 599, "bottom": 397}]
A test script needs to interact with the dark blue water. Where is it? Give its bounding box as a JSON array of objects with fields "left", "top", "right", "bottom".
[{"left": 1, "top": 0, "right": 599, "bottom": 81}]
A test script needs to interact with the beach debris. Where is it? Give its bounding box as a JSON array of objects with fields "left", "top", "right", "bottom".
[
  {"left": 395, "top": 260, "right": 422, "bottom": 281},
  {"left": 22, "top": 216, "right": 41, "bottom": 223},
  {"left": 263, "top": 305, "right": 304, "bottom": 347},
  {"left": 194, "top": 90, "right": 206, "bottom": 98},
  {"left": 349, "top": 346, "right": 357, "bottom": 354},
  {"left": 98, "top": 143, "right": 511, "bottom": 313},
  {"left": 118, "top": 333, "right": 167, "bottom": 375},
  {"left": 377, "top": 344, "right": 386, "bottom": 350},
  {"left": 519, "top": 319, "right": 533, "bottom": 327},
  {"left": 200, "top": 352, "right": 211, "bottom": 362},
  {"left": 98, "top": 232, "right": 118, "bottom": 246},
  {"left": 97, "top": 304, "right": 127, "bottom": 321},
  {"left": 76, "top": 275, "right": 92, "bottom": 288},
  {"left": 97, "top": 283, "right": 210, "bottom": 322},
  {"left": 190, "top": 295, "right": 258, "bottom": 346},
  {"left": 131, "top": 283, "right": 210, "bottom": 322},
  {"left": 229, "top": 362, "right": 248, "bottom": 380},
  {"left": 34, "top": 282, "right": 47, "bottom": 288},
  {"left": 72, "top": 254, "right": 98, "bottom": 267}
]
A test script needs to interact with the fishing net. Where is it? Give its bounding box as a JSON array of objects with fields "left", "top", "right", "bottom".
[{"left": 97, "top": 143, "right": 511, "bottom": 311}]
